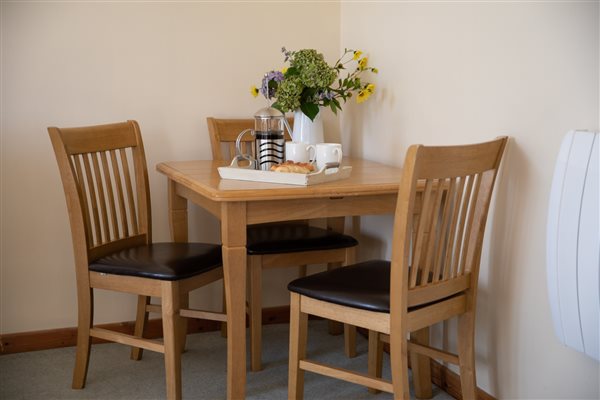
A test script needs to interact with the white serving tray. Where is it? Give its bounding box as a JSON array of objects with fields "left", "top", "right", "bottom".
[{"left": 218, "top": 161, "right": 352, "bottom": 186}]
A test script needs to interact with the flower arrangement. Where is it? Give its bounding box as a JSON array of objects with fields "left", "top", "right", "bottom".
[{"left": 251, "top": 47, "right": 378, "bottom": 121}]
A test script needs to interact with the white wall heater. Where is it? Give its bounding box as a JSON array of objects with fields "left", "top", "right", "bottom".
[{"left": 547, "top": 130, "right": 599, "bottom": 362}]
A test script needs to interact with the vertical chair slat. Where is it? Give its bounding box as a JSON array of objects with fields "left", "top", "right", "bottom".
[
  {"left": 411, "top": 193, "right": 422, "bottom": 248},
  {"left": 91, "top": 152, "right": 110, "bottom": 243},
  {"left": 81, "top": 153, "right": 102, "bottom": 246},
  {"left": 458, "top": 173, "right": 481, "bottom": 276},
  {"left": 443, "top": 176, "right": 466, "bottom": 280},
  {"left": 410, "top": 179, "right": 433, "bottom": 288},
  {"left": 110, "top": 149, "right": 129, "bottom": 238},
  {"left": 463, "top": 171, "right": 496, "bottom": 274},
  {"left": 132, "top": 145, "right": 149, "bottom": 236},
  {"left": 450, "top": 175, "right": 475, "bottom": 278},
  {"left": 100, "top": 151, "right": 119, "bottom": 240},
  {"left": 228, "top": 143, "right": 237, "bottom": 160},
  {"left": 120, "top": 148, "right": 138, "bottom": 235},
  {"left": 72, "top": 154, "right": 93, "bottom": 246},
  {"left": 433, "top": 177, "right": 456, "bottom": 282},
  {"left": 420, "top": 179, "right": 445, "bottom": 285}
]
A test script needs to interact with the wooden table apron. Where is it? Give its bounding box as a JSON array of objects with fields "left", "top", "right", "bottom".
[{"left": 156, "top": 158, "right": 402, "bottom": 400}]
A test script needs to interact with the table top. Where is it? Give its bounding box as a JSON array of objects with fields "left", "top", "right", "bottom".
[{"left": 156, "top": 157, "right": 402, "bottom": 202}]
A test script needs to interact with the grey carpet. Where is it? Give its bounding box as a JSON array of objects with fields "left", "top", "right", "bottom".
[{"left": 0, "top": 321, "right": 453, "bottom": 399}]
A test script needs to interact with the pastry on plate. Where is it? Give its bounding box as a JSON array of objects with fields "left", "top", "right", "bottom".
[{"left": 270, "top": 161, "right": 316, "bottom": 174}]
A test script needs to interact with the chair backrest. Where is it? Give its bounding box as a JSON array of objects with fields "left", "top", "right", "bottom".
[
  {"left": 206, "top": 117, "right": 293, "bottom": 162},
  {"left": 48, "top": 120, "right": 151, "bottom": 265},
  {"left": 390, "top": 137, "right": 507, "bottom": 311}
]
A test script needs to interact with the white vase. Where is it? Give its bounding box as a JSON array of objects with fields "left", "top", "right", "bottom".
[{"left": 292, "top": 109, "right": 324, "bottom": 145}]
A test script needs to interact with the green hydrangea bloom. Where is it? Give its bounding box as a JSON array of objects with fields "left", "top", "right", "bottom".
[
  {"left": 274, "top": 75, "right": 303, "bottom": 112},
  {"left": 290, "top": 49, "right": 336, "bottom": 88}
]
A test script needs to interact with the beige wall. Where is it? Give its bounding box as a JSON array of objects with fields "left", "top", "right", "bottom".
[
  {"left": 340, "top": 1, "right": 599, "bottom": 399},
  {"left": 2, "top": 1, "right": 599, "bottom": 399},
  {"left": 1, "top": 1, "right": 340, "bottom": 332}
]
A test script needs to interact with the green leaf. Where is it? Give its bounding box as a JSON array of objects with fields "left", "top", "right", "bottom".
[
  {"left": 300, "top": 87, "right": 316, "bottom": 104},
  {"left": 286, "top": 67, "right": 299, "bottom": 76},
  {"left": 300, "top": 102, "right": 320, "bottom": 121},
  {"left": 272, "top": 102, "right": 284, "bottom": 113}
]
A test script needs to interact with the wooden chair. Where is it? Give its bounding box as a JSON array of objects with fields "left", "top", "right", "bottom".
[
  {"left": 207, "top": 117, "right": 359, "bottom": 371},
  {"left": 287, "top": 137, "right": 508, "bottom": 399},
  {"left": 48, "top": 120, "right": 227, "bottom": 400}
]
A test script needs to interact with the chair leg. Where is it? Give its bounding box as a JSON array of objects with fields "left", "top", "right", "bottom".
[
  {"left": 325, "top": 261, "right": 356, "bottom": 356},
  {"left": 344, "top": 324, "right": 357, "bottom": 358},
  {"left": 390, "top": 328, "right": 410, "bottom": 400},
  {"left": 343, "top": 245, "right": 358, "bottom": 357},
  {"left": 326, "top": 262, "right": 344, "bottom": 336},
  {"left": 249, "top": 255, "right": 263, "bottom": 372},
  {"left": 130, "top": 295, "right": 150, "bottom": 361},
  {"left": 178, "top": 292, "right": 189, "bottom": 354},
  {"left": 288, "top": 292, "right": 308, "bottom": 400},
  {"left": 368, "top": 330, "right": 383, "bottom": 394},
  {"left": 220, "top": 282, "right": 227, "bottom": 338},
  {"left": 161, "top": 281, "right": 182, "bottom": 400},
  {"left": 457, "top": 311, "right": 477, "bottom": 399},
  {"left": 72, "top": 287, "right": 93, "bottom": 389},
  {"left": 410, "top": 327, "right": 432, "bottom": 399}
]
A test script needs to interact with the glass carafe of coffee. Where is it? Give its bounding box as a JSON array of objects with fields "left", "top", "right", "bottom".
[{"left": 235, "top": 107, "right": 292, "bottom": 170}]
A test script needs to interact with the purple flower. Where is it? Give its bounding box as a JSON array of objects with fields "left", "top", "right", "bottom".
[
  {"left": 319, "top": 90, "right": 335, "bottom": 100},
  {"left": 260, "top": 70, "right": 284, "bottom": 99}
]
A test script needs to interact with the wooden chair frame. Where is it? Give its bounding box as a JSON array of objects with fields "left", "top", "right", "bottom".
[
  {"left": 207, "top": 117, "right": 357, "bottom": 371},
  {"left": 49, "top": 120, "right": 226, "bottom": 400},
  {"left": 288, "top": 137, "right": 507, "bottom": 399}
]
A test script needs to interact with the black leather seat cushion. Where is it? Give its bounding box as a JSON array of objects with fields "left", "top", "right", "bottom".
[
  {"left": 246, "top": 223, "right": 358, "bottom": 255},
  {"left": 288, "top": 260, "right": 391, "bottom": 312},
  {"left": 89, "top": 243, "right": 222, "bottom": 281}
]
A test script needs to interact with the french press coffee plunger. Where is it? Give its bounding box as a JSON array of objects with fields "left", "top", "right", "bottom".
[{"left": 235, "top": 107, "right": 293, "bottom": 171}]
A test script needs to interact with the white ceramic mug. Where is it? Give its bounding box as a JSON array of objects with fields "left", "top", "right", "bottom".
[
  {"left": 315, "top": 143, "right": 343, "bottom": 171},
  {"left": 285, "top": 141, "right": 316, "bottom": 163}
]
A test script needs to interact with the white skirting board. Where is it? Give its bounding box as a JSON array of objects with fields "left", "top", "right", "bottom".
[{"left": 547, "top": 130, "right": 599, "bottom": 362}]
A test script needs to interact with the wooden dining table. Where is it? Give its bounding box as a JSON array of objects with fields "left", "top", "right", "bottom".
[{"left": 156, "top": 157, "right": 403, "bottom": 399}]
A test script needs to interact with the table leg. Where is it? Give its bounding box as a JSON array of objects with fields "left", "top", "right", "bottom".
[
  {"left": 167, "top": 181, "right": 191, "bottom": 348},
  {"left": 326, "top": 217, "right": 345, "bottom": 336},
  {"left": 221, "top": 202, "right": 247, "bottom": 400},
  {"left": 168, "top": 180, "right": 188, "bottom": 243}
]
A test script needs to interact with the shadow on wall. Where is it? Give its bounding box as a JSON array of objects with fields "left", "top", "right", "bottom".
[
  {"left": 483, "top": 137, "right": 527, "bottom": 395},
  {"left": 341, "top": 85, "right": 402, "bottom": 166},
  {"left": 342, "top": 100, "right": 365, "bottom": 160},
  {"left": 352, "top": 214, "right": 393, "bottom": 262}
]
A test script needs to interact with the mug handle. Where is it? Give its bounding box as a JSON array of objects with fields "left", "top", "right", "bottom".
[
  {"left": 334, "top": 147, "right": 343, "bottom": 163},
  {"left": 306, "top": 144, "right": 316, "bottom": 164}
]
